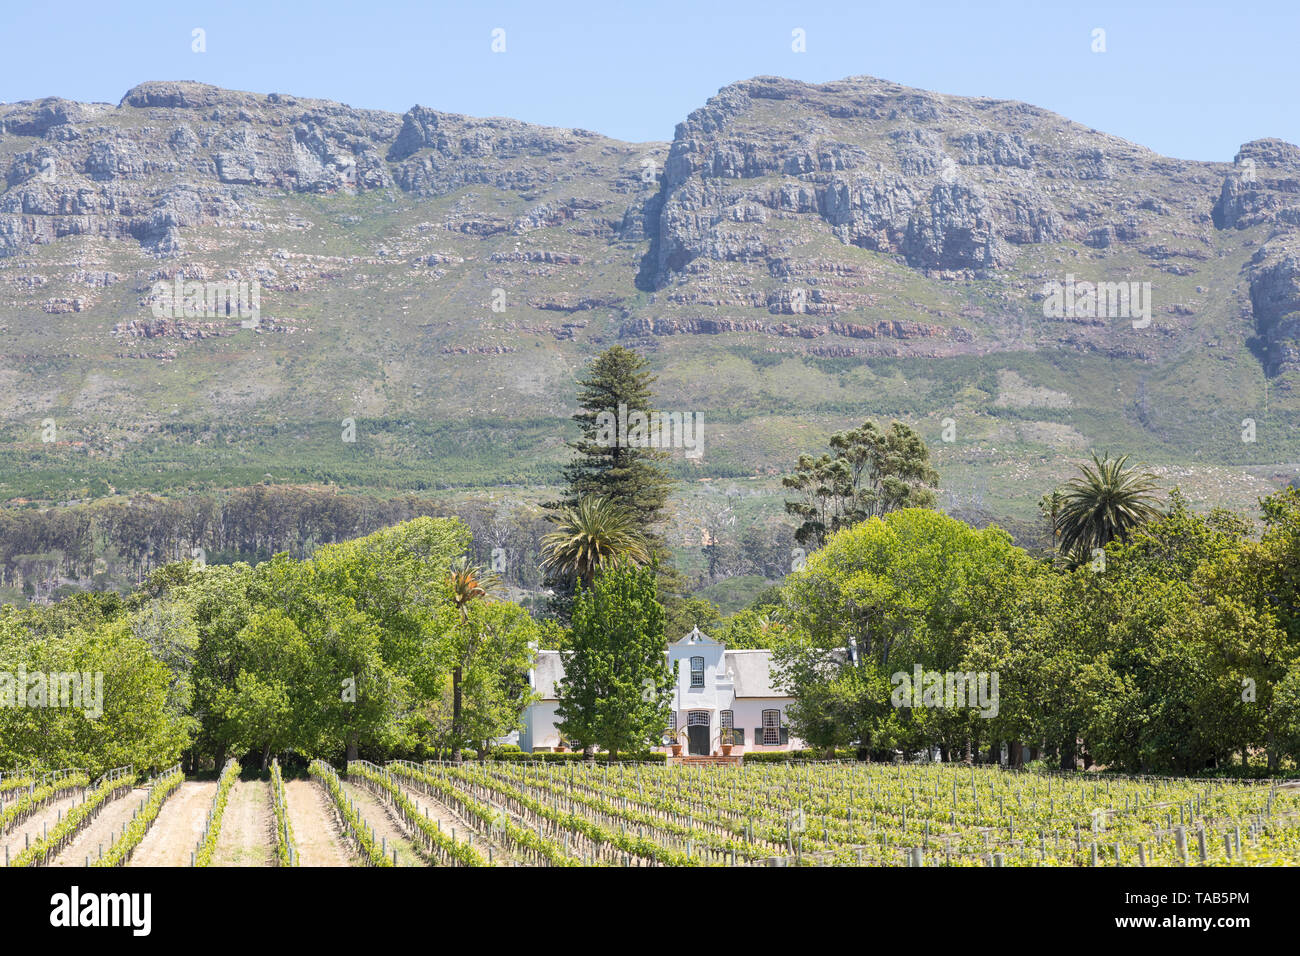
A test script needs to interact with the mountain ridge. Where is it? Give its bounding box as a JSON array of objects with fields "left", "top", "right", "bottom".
[{"left": 1, "top": 73, "right": 1297, "bottom": 530}]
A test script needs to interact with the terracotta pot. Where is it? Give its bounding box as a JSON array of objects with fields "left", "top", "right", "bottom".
[
  {"left": 721, "top": 744, "right": 733, "bottom": 757},
  {"left": 555, "top": 745, "right": 567, "bottom": 753},
  {"left": 671, "top": 744, "right": 682, "bottom": 757}
]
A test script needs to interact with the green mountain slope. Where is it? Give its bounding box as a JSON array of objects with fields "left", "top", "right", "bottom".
[{"left": 1, "top": 76, "right": 1297, "bottom": 532}]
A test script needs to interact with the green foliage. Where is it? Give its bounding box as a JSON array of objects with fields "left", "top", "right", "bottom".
[
  {"left": 0, "top": 610, "right": 190, "bottom": 772},
  {"left": 556, "top": 560, "right": 673, "bottom": 758},
  {"left": 0, "top": 771, "right": 90, "bottom": 833},
  {"left": 712, "top": 608, "right": 790, "bottom": 650},
  {"left": 424, "top": 595, "right": 544, "bottom": 757},
  {"left": 103, "top": 515, "right": 536, "bottom": 768},
  {"left": 540, "top": 496, "right": 649, "bottom": 588},
  {"left": 783, "top": 420, "right": 939, "bottom": 549},
  {"left": 11, "top": 770, "right": 134, "bottom": 867},
  {"left": 1053, "top": 452, "right": 1164, "bottom": 562},
  {"left": 664, "top": 596, "right": 721, "bottom": 638},
  {"left": 309, "top": 759, "right": 392, "bottom": 866},
  {"left": 270, "top": 759, "right": 297, "bottom": 867},
  {"left": 348, "top": 763, "right": 485, "bottom": 866},
  {"left": 773, "top": 488, "right": 1300, "bottom": 776},
  {"left": 553, "top": 346, "right": 674, "bottom": 535},
  {"left": 194, "top": 759, "right": 240, "bottom": 867}
]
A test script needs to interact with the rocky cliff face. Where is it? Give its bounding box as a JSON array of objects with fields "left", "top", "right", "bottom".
[
  {"left": 1208, "top": 138, "right": 1300, "bottom": 374},
  {"left": 637, "top": 75, "right": 1190, "bottom": 288},
  {"left": 1, "top": 75, "right": 1299, "bottom": 508},
  {"left": 0, "top": 82, "right": 405, "bottom": 255},
  {"left": 0, "top": 80, "right": 644, "bottom": 258}
]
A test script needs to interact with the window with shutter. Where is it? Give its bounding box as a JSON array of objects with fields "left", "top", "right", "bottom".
[{"left": 762, "top": 709, "right": 781, "bottom": 745}]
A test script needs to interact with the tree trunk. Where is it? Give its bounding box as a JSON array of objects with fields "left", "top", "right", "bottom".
[
  {"left": 261, "top": 743, "right": 271, "bottom": 771},
  {"left": 215, "top": 745, "right": 227, "bottom": 772},
  {"left": 1059, "top": 737, "right": 1076, "bottom": 771},
  {"left": 451, "top": 665, "right": 463, "bottom": 763},
  {"left": 346, "top": 734, "right": 359, "bottom": 763}
]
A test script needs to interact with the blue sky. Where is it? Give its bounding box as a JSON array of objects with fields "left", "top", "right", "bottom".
[{"left": 2, "top": 0, "right": 1296, "bottom": 161}]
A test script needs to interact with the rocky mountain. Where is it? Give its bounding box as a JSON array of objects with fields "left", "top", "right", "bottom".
[{"left": 1, "top": 76, "right": 1297, "bottom": 525}]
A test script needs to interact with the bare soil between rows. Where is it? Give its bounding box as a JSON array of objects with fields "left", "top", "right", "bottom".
[
  {"left": 1, "top": 789, "right": 83, "bottom": 866},
  {"left": 50, "top": 787, "right": 150, "bottom": 866},
  {"left": 284, "top": 779, "right": 353, "bottom": 867},
  {"left": 211, "top": 780, "right": 275, "bottom": 867},
  {"left": 129, "top": 781, "right": 215, "bottom": 867}
]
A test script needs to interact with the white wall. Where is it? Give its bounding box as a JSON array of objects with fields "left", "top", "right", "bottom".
[
  {"left": 732, "top": 699, "right": 801, "bottom": 751},
  {"left": 521, "top": 632, "right": 804, "bottom": 753},
  {"left": 521, "top": 701, "right": 562, "bottom": 751}
]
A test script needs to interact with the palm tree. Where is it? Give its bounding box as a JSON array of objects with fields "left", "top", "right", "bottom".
[
  {"left": 540, "top": 496, "right": 649, "bottom": 587},
  {"left": 449, "top": 556, "right": 497, "bottom": 623},
  {"left": 1055, "top": 453, "right": 1163, "bottom": 560},
  {"left": 446, "top": 557, "right": 498, "bottom": 761}
]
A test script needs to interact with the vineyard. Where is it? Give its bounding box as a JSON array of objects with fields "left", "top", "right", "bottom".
[{"left": 2, "top": 762, "right": 1298, "bottom": 867}]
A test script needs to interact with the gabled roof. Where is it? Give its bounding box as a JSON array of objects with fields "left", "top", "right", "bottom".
[
  {"left": 673, "top": 625, "right": 721, "bottom": 646},
  {"left": 725, "top": 649, "right": 786, "bottom": 698}
]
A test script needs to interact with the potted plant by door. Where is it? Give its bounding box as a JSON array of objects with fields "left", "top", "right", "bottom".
[
  {"left": 670, "top": 727, "right": 689, "bottom": 757},
  {"left": 720, "top": 730, "right": 734, "bottom": 758}
]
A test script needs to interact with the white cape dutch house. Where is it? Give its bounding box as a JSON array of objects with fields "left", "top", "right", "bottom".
[{"left": 520, "top": 627, "right": 802, "bottom": 754}]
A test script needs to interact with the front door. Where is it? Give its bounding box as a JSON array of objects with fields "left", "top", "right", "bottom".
[{"left": 687, "top": 712, "right": 710, "bottom": 755}]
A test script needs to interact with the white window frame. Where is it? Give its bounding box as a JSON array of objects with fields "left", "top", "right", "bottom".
[
  {"left": 762, "top": 709, "right": 781, "bottom": 745},
  {"left": 690, "top": 656, "right": 705, "bottom": 688}
]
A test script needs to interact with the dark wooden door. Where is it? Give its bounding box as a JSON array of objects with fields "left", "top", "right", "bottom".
[{"left": 688, "top": 724, "right": 709, "bottom": 755}]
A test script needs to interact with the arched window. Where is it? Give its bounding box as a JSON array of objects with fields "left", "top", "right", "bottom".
[{"left": 690, "top": 656, "right": 705, "bottom": 688}]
